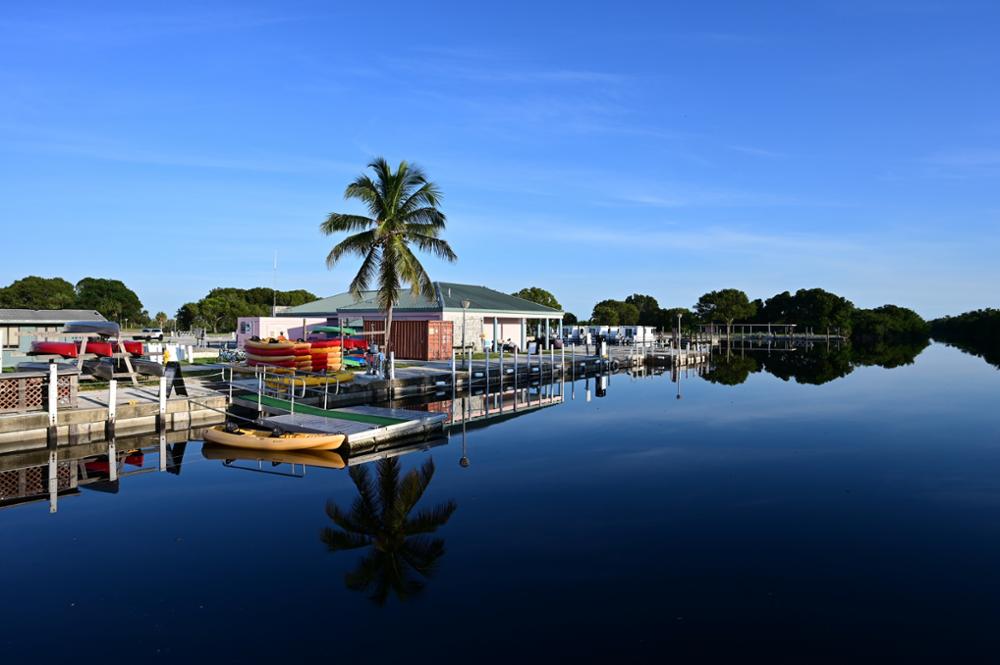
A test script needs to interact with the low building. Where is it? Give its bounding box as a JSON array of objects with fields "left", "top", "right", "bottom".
[
  {"left": 274, "top": 282, "right": 563, "bottom": 357},
  {"left": 1, "top": 309, "right": 106, "bottom": 368}
]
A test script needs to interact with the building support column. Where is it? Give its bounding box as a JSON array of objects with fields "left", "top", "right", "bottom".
[
  {"left": 544, "top": 318, "right": 550, "bottom": 350},
  {"left": 520, "top": 318, "right": 526, "bottom": 351},
  {"left": 493, "top": 316, "right": 499, "bottom": 352}
]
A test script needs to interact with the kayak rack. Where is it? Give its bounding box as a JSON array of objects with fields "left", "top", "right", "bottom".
[{"left": 34, "top": 331, "right": 140, "bottom": 387}]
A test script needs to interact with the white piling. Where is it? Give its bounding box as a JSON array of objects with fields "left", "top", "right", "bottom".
[
  {"left": 107, "top": 379, "right": 117, "bottom": 428},
  {"left": 158, "top": 376, "right": 167, "bottom": 423},
  {"left": 47, "top": 362, "right": 58, "bottom": 429}
]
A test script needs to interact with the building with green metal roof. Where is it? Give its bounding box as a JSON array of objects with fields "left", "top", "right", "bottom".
[{"left": 280, "top": 282, "right": 563, "bottom": 351}]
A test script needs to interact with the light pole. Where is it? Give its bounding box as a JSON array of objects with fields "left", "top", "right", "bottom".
[
  {"left": 676, "top": 312, "right": 682, "bottom": 354},
  {"left": 461, "top": 299, "right": 471, "bottom": 368}
]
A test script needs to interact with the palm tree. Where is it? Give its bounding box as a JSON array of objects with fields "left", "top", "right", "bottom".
[
  {"left": 321, "top": 457, "right": 457, "bottom": 605},
  {"left": 321, "top": 158, "right": 457, "bottom": 372}
]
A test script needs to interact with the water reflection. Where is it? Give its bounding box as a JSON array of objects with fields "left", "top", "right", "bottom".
[
  {"left": 321, "top": 457, "right": 456, "bottom": 605},
  {"left": 700, "top": 341, "right": 930, "bottom": 386},
  {"left": 0, "top": 432, "right": 191, "bottom": 513}
]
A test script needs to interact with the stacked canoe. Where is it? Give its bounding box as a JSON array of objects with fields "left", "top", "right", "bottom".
[
  {"left": 30, "top": 339, "right": 144, "bottom": 358},
  {"left": 291, "top": 342, "right": 313, "bottom": 371},
  {"left": 245, "top": 339, "right": 297, "bottom": 367},
  {"left": 309, "top": 340, "right": 343, "bottom": 371}
]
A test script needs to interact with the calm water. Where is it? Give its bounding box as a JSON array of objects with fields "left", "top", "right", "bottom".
[{"left": 3, "top": 343, "right": 1000, "bottom": 661}]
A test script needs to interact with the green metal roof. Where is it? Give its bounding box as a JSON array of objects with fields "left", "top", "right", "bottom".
[
  {"left": 335, "top": 282, "right": 562, "bottom": 315},
  {"left": 278, "top": 291, "right": 375, "bottom": 317},
  {"left": 437, "top": 282, "right": 561, "bottom": 314}
]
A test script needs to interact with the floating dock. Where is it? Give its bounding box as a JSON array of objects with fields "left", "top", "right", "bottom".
[{"left": 232, "top": 393, "right": 447, "bottom": 454}]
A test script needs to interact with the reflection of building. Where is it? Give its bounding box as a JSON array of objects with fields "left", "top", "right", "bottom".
[{"left": 0, "top": 433, "right": 189, "bottom": 514}]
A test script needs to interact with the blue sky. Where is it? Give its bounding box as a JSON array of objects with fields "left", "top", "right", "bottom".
[{"left": 1, "top": 1, "right": 998, "bottom": 319}]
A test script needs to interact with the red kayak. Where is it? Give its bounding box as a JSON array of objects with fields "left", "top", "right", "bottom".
[
  {"left": 86, "top": 341, "right": 114, "bottom": 357},
  {"left": 30, "top": 341, "right": 79, "bottom": 358},
  {"left": 115, "top": 340, "right": 144, "bottom": 356}
]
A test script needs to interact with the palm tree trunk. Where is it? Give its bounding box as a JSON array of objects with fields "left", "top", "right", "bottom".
[{"left": 383, "top": 303, "right": 394, "bottom": 378}]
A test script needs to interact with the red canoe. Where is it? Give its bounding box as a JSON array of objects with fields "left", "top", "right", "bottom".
[
  {"left": 86, "top": 341, "right": 114, "bottom": 357},
  {"left": 30, "top": 341, "right": 79, "bottom": 358}
]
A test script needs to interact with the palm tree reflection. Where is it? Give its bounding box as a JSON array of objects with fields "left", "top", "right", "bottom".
[{"left": 322, "top": 457, "right": 456, "bottom": 605}]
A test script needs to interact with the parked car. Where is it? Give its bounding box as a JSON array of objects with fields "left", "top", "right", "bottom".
[{"left": 134, "top": 327, "right": 164, "bottom": 341}]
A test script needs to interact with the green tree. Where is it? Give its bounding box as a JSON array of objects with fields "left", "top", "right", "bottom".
[
  {"left": 591, "top": 300, "right": 621, "bottom": 325},
  {"left": 176, "top": 302, "right": 200, "bottom": 330},
  {"left": 154, "top": 311, "right": 168, "bottom": 327},
  {"left": 0, "top": 276, "right": 77, "bottom": 309},
  {"left": 321, "top": 457, "right": 456, "bottom": 606},
  {"left": 656, "top": 307, "right": 693, "bottom": 332},
  {"left": 788, "top": 288, "right": 855, "bottom": 336},
  {"left": 75, "top": 277, "right": 145, "bottom": 324},
  {"left": 512, "top": 287, "right": 561, "bottom": 310},
  {"left": 694, "top": 289, "right": 757, "bottom": 338},
  {"left": 852, "top": 305, "right": 928, "bottom": 343},
  {"left": 625, "top": 293, "right": 660, "bottom": 326},
  {"left": 321, "top": 158, "right": 457, "bottom": 370},
  {"left": 617, "top": 302, "right": 640, "bottom": 325},
  {"left": 563, "top": 312, "right": 578, "bottom": 325}
]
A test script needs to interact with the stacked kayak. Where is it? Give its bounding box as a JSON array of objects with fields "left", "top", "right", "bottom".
[
  {"left": 244, "top": 339, "right": 296, "bottom": 367},
  {"left": 265, "top": 371, "right": 354, "bottom": 390},
  {"left": 309, "top": 340, "right": 343, "bottom": 371},
  {"left": 291, "top": 342, "right": 312, "bottom": 371},
  {"left": 30, "top": 341, "right": 79, "bottom": 358}
]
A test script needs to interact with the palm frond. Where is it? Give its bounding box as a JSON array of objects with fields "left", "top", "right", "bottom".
[
  {"left": 404, "top": 500, "right": 457, "bottom": 535},
  {"left": 344, "top": 174, "right": 385, "bottom": 218},
  {"left": 325, "top": 229, "right": 376, "bottom": 268},
  {"left": 320, "top": 213, "right": 374, "bottom": 235},
  {"left": 400, "top": 207, "right": 447, "bottom": 230},
  {"left": 320, "top": 527, "right": 371, "bottom": 552},
  {"left": 394, "top": 242, "right": 433, "bottom": 298},
  {"left": 408, "top": 234, "right": 458, "bottom": 263},
  {"left": 399, "top": 536, "right": 446, "bottom": 576},
  {"left": 348, "top": 247, "right": 379, "bottom": 300},
  {"left": 376, "top": 458, "right": 401, "bottom": 523},
  {"left": 397, "top": 457, "right": 435, "bottom": 515},
  {"left": 398, "top": 180, "right": 441, "bottom": 214}
]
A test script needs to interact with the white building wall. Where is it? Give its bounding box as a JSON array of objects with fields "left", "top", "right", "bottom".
[{"left": 236, "top": 316, "right": 326, "bottom": 347}]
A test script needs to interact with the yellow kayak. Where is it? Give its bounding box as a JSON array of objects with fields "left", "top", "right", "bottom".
[
  {"left": 201, "top": 443, "right": 345, "bottom": 469},
  {"left": 246, "top": 339, "right": 295, "bottom": 351},
  {"left": 202, "top": 425, "right": 345, "bottom": 451},
  {"left": 265, "top": 372, "right": 355, "bottom": 388}
]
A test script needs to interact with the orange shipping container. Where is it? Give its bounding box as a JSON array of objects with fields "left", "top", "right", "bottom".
[{"left": 362, "top": 319, "right": 454, "bottom": 361}]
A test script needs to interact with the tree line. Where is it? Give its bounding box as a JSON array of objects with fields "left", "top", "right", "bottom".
[
  {"left": 0, "top": 275, "right": 319, "bottom": 333},
  {"left": 176, "top": 287, "right": 317, "bottom": 332},
  {"left": 929, "top": 309, "right": 1000, "bottom": 369},
  {"left": 0, "top": 275, "right": 152, "bottom": 325}
]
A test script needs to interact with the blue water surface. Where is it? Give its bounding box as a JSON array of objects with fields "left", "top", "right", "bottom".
[{"left": 2, "top": 343, "right": 999, "bottom": 661}]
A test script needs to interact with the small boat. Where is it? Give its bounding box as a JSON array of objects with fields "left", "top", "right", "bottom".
[
  {"left": 245, "top": 339, "right": 295, "bottom": 353},
  {"left": 310, "top": 325, "right": 356, "bottom": 335},
  {"left": 16, "top": 361, "right": 79, "bottom": 373},
  {"left": 64, "top": 321, "right": 120, "bottom": 337},
  {"left": 112, "top": 340, "right": 144, "bottom": 356},
  {"left": 265, "top": 371, "right": 354, "bottom": 388},
  {"left": 131, "top": 357, "right": 165, "bottom": 376},
  {"left": 86, "top": 341, "right": 114, "bottom": 357},
  {"left": 29, "top": 341, "right": 79, "bottom": 358},
  {"left": 202, "top": 425, "right": 345, "bottom": 451},
  {"left": 201, "top": 444, "right": 346, "bottom": 469},
  {"left": 83, "top": 359, "right": 114, "bottom": 380}
]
